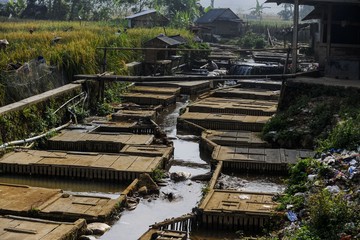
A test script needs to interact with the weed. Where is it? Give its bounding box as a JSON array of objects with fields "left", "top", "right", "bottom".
[{"left": 151, "top": 169, "right": 165, "bottom": 182}]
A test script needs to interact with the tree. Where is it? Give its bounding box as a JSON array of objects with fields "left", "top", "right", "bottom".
[
  {"left": 117, "top": 0, "right": 154, "bottom": 13},
  {"left": 249, "top": 0, "right": 270, "bottom": 21},
  {"left": 156, "top": 0, "right": 200, "bottom": 27},
  {"left": 278, "top": 3, "right": 293, "bottom": 21},
  {"left": 5, "top": 0, "right": 26, "bottom": 18}
]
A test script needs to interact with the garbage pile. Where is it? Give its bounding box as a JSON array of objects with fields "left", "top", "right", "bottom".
[{"left": 277, "top": 148, "right": 360, "bottom": 239}]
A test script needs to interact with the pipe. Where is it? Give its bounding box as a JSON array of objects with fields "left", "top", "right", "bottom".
[
  {"left": 0, "top": 121, "right": 72, "bottom": 150},
  {"left": 53, "top": 92, "right": 85, "bottom": 115}
]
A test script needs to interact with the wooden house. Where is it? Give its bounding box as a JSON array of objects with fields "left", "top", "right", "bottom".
[
  {"left": 126, "top": 9, "right": 169, "bottom": 28},
  {"left": 195, "top": 8, "right": 243, "bottom": 37},
  {"left": 142, "top": 35, "right": 184, "bottom": 75},
  {"left": 143, "top": 35, "right": 183, "bottom": 64},
  {"left": 267, "top": 0, "right": 360, "bottom": 80}
]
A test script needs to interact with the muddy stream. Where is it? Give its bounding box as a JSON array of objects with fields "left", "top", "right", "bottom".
[{"left": 0, "top": 97, "right": 285, "bottom": 239}]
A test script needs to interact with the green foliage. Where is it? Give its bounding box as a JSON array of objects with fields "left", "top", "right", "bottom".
[
  {"left": 308, "top": 190, "right": 357, "bottom": 240},
  {"left": 290, "top": 226, "right": 320, "bottom": 240},
  {"left": 318, "top": 114, "right": 360, "bottom": 151},
  {"left": 248, "top": 0, "right": 271, "bottom": 20},
  {"left": 201, "top": 185, "right": 210, "bottom": 196},
  {"left": 277, "top": 4, "right": 293, "bottom": 21},
  {"left": 308, "top": 102, "right": 334, "bottom": 135},
  {"left": 104, "top": 82, "right": 129, "bottom": 103},
  {"left": 286, "top": 158, "right": 318, "bottom": 195},
  {"left": 152, "top": 169, "right": 165, "bottom": 182},
  {"left": 72, "top": 105, "right": 89, "bottom": 123},
  {"left": 95, "top": 102, "right": 113, "bottom": 116},
  {"left": 239, "top": 31, "right": 266, "bottom": 49}
]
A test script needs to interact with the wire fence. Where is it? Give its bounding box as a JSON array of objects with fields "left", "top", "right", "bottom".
[{"left": 0, "top": 58, "right": 66, "bottom": 106}]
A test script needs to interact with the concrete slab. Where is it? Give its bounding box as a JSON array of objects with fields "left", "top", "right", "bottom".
[
  {"left": 0, "top": 183, "right": 128, "bottom": 222},
  {"left": 90, "top": 120, "right": 156, "bottom": 134},
  {"left": 198, "top": 189, "right": 279, "bottom": 229},
  {"left": 131, "top": 86, "right": 181, "bottom": 96},
  {"left": 202, "top": 130, "right": 270, "bottom": 148},
  {"left": 121, "top": 145, "right": 173, "bottom": 159},
  {"left": 112, "top": 109, "right": 156, "bottom": 121},
  {"left": 0, "top": 215, "right": 85, "bottom": 240},
  {"left": 212, "top": 88, "right": 280, "bottom": 100},
  {"left": 139, "top": 229, "right": 186, "bottom": 240},
  {"left": 136, "top": 80, "right": 211, "bottom": 95},
  {"left": 178, "top": 111, "right": 270, "bottom": 132},
  {"left": 0, "top": 150, "right": 165, "bottom": 181},
  {"left": 47, "top": 131, "right": 154, "bottom": 152},
  {"left": 200, "top": 190, "right": 278, "bottom": 214},
  {"left": 121, "top": 93, "right": 176, "bottom": 106},
  {"left": 212, "top": 146, "right": 314, "bottom": 172},
  {"left": 188, "top": 97, "right": 277, "bottom": 116}
]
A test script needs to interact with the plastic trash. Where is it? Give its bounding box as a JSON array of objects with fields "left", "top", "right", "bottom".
[
  {"left": 325, "top": 185, "right": 340, "bottom": 194},
  {"left": 307, "top": 174, "right": 317, "bottom": 181},
  {"left": 286, "top": 211, "right": 298, "bottom": 222}
]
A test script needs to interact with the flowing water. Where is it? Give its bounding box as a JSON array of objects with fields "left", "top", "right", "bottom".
[{"left": 101, "top": 99, "right": 210, "bottom": 240}]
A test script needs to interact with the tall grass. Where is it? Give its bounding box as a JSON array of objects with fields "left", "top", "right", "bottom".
[
  {"left": 0, "top": 21, "right": 195, "bottom": 77},
  {"left": 0, "top": 21, "right": 195, "bottom": 105}
]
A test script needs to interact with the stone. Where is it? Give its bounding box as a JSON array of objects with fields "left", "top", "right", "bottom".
[
  {"left": 87, "top": 222, "right": 111, "bottom": 235},
  {"left": 170, "top": 171, "right": 191, "bottom": 182},
  {"left": 78, "top": 235, "right": 97, "bottom": 240},
  {"left": 138, "top": 186, "right": 148, "bottom": 195},
  {"left": 137, "top": 173, "right": 159, "bottom": 193}
]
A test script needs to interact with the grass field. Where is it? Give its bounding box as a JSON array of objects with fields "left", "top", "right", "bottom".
[{"left": 0, "top": 20, "right": 194, "bottom": 77}]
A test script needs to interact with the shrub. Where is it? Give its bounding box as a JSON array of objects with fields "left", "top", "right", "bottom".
[
  {"left": 318, "top": 114, "right": 360, "bottom": 151},
  {"left": 239, "top": 31, "right": 266, "bottom": 49},
  {"left": 308, "top": 190, "right": 354, "bottom": 240}
]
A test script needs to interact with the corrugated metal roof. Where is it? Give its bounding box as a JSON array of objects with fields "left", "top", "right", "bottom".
[
  {"left": 195, "top": 8, "right": 241, "bottom": 24},
  {"left": 144, "top": 35, "right": 182, "bottom": 46},
  {"left": 169, "top": 35, "right": 187, "bottom": 44},
  {"left": 126, "top": 9, "right": 157, "bottom": 19},
  {"left": 157, "top": 35, "right": 182, "bottom": 46}
]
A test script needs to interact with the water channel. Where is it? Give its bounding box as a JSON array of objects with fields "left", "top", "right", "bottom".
[{"left": 0, "top": 94, "right": 285, "bottom": 239}]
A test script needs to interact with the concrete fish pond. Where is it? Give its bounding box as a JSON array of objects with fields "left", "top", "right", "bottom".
[
  {"left": 0, "top": 82, "right": 316, "bottom": 239},
  {"left": 0, "top": 215, "right": 86, "bottom": 240},
  {"left": 0, "top": 182, "right": 134, "bottom": 222}
]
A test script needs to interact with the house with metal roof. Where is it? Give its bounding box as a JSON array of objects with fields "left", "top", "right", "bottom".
[
  {"left": 267, "top": 0, "right": 360, "bottom": 79},
  {"left": 125, "top": 9, "right": 169, "bottom": 28},
  {"left": 143, "top": 34, "right": 183, "bottom": 64},
  {"left": 195, "top": 8, "right": 243, "bottom": 37}
]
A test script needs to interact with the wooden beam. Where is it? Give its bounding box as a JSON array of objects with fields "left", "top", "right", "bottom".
[
  {"left": 292, "top": 0, "right": 299, "bottom": 73},
  {"left": 74, "top": 71, "right": 320, "bottom": 83}
]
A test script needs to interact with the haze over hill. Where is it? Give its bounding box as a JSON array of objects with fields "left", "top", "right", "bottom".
[{"left": 199, "top": 0, "right": 283, "bottom": 15}]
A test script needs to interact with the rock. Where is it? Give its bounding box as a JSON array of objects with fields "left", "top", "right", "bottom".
[
  {"left": 190, "top": 172, "right": 213, "bottom": 181},
  {"left": 78, "top": 235, "right": 97, "bottom": 240},
  {"left": 61, "top": 193, "right": 70, "bottom": 198},
  {"left": 162, "top": 190, "right": 181, "bottom": 201},
  {"left": 137, "top": 173, "right": 159, "bottom": 193},
  {"left": 170, "top": 171, "right": 191, "bottom": 182},
  {"left": 138, "top": 186, "right": 148, "bottom": 195},
  {"left": 87, "top": 222, "right": 111, "bottom": 235}
]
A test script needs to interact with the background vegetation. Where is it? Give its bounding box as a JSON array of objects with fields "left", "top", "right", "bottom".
[
  {"left": 262, "top": 83, "right": 360, "bottom": 150},
  {"left": 0, "top": 21, "right": 195, "bottom": 106}
]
